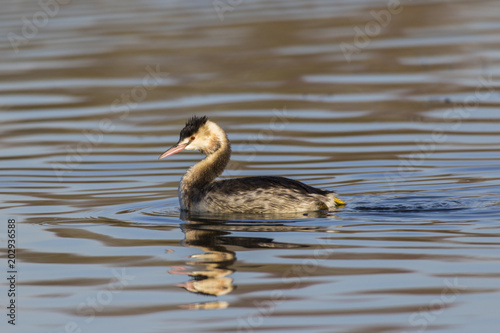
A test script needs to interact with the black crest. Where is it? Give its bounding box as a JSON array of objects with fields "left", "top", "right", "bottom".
[{"left": 180, "top": 115, "right": 208, "bottom": 140}]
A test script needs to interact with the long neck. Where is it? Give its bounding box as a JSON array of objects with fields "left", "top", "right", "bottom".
[{"left": 179, "top": 131, "right": 231, "bottom": 210}]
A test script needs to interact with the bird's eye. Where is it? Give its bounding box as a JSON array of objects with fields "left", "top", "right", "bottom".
[{"left": 191, "top": 136, "right": 195, "bottom": 140}]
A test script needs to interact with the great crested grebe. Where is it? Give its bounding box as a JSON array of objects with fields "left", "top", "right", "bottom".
[{"left": 159, "top": 116, "right": 345, "bottom": 213}]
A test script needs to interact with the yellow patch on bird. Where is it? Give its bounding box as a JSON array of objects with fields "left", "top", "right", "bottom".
[{"left": 334, "top": 197, "right": 346, "bottom": 206}]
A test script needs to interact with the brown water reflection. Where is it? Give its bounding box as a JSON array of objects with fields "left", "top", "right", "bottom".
[
  {"left": 2, "top": 0, "right": 500, "bottom": 332},
  {"left": 174, "top": 218, "right": 237, "bottom": 297},
  {"left": 172, "top": 212, "right": 339, "bottom": 298}
]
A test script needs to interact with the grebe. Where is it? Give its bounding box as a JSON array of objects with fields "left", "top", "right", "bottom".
[{"left": 159, "top": 116, "right": 345, "bottom": 213}]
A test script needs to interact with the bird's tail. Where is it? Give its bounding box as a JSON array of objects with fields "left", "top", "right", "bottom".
[{"left": 327, "top": 193, "right": 346, "bottom": 207}]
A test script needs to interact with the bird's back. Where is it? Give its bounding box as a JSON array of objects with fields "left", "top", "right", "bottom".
[{"left": 193, "top": 176, "right": 338, "bottom": 213}]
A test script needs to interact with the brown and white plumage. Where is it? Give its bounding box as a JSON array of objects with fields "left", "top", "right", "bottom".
[{"left": 159, "top": 116, "right": 345, "bottom": 214}]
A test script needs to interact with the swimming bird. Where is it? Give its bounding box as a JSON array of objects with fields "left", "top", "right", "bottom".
[{"left": 159, "top": 116, "right": 345, "bottom": 214}]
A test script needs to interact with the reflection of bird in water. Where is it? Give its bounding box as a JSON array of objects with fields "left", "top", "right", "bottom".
[
  {"left": 169, "top": 261, "right": 234, "bottom": 297},
  {"left": 159, "top": 116, "right": 345, "bottom": 213},
  {"left": 169, "top": 218, "right": 236, "bottom": 297},
  {"left": 169, "top": 215, "right": 315, "bottom": 298}
]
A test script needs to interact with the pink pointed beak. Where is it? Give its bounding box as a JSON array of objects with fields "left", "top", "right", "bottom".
[{"left": 158, "top": 143, "right": 188, "bottom": 159}]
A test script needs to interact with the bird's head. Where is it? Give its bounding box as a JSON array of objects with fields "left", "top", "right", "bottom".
[{"left": 159, "top": 116, "right": 225, "bottom": 159}]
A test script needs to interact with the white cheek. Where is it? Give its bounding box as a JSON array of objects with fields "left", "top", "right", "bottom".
[{"left": 185, "top": 140, "right": 200, "bottom": 151}]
